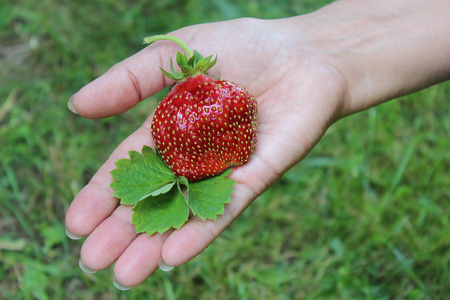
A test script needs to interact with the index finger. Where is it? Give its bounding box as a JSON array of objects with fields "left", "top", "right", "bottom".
[{"left": 68, "top": 38, "right": 182, "bottom": 119}]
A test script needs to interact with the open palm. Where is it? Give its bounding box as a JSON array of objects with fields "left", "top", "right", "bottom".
[{"left": 65, "top": 18, "right": 345, "bottom": 287}]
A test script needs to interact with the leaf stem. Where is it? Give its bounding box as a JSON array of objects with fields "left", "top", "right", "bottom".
[{"left": 143, "top": 35, "right": 194, "bottom": 58}]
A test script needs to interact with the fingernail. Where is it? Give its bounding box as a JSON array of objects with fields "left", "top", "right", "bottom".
[
  {"left": 159, "top": 259, "right": 174, "bottom": 272},
  {"left": 79, "top": 258, "right": 96, "bottom": 274},
  {"left": 65, "top": 227, "right": 82, "bottom": 240},
  {"left": 113, "top": 277, "right": 131, "bottom": 291},
  {"left": 67, "top": 95, "right": 78, "bottom": 114}
]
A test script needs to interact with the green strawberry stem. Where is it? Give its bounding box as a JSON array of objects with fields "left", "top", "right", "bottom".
[
  {"left": 143, "top": 35, "right": 194, "bottom": 58},
  {"left": 143, "top": 34, "right": 217, "bottom": 81}
]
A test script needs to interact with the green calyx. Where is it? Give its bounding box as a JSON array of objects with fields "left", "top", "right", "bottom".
[{"left": 143, "top": 34, "right": 217, "bottom": 81}]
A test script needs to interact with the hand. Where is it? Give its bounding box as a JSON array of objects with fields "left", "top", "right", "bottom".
[
  {"left": 65, "top": 0, "right": 450, "bottom": 288},
  {"left": 65, "top": 17, "right": 345, "bottom": 287}
]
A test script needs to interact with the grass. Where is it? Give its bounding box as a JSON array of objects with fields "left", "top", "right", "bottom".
[{"left": 1, "top": 0, "right": 449, "bottom": 299}]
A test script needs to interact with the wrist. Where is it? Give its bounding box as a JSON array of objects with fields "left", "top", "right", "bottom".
[{"left": 281, "top": 0, "right": 450, "bottom": 116}]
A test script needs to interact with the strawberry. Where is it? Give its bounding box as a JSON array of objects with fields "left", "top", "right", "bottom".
[{"left": 145, "top": 35, "right": 258, "bottom": 182}]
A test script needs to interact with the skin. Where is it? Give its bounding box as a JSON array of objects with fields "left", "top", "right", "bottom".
[{"left": 65, "top": 0, "right": 450, "bottom": 288}]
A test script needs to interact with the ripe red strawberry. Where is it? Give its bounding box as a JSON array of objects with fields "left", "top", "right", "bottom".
[{"left": 145, "top": 35, "right": 258, "bottom": 182}]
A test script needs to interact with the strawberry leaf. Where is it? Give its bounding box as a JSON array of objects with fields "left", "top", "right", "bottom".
[
  {"left": 110, "top": 145, "right": 177, "bottom": 205},
  {"left": 132, "top": 184, "right": 189, "bottom": 234},
  {"left": 188, "top": 169, "right": 236, "bottom": 220}
]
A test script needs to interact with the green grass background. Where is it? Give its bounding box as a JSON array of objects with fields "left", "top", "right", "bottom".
[{"left": 1, "top": 0, "right": 449, "bottom": 299}]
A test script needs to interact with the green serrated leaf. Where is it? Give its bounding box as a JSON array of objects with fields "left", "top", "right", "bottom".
[
  {"left": 188, "top": 169, "right": 236, "bottom": 220},
  {"left": 110, "top": 145, "right": 177, "bottom": 205},
  {"left": 132, "top": 186, "right": 189, "bottom": 234}
]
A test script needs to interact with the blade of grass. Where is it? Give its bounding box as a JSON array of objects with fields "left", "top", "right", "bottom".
[{"left": 2, "top": 163, "right": 33, "bottom": 237}]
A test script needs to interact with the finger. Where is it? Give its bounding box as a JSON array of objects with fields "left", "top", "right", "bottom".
[
  {"left": 80, "top": 205, "right": 137, "bottom": 271},
  {"left": 65, "top": 117, "right": 153, "bottom": 237},
  {"left": 69, "top": 39, "right": 186, "bottom": 119},
  {"left": 113, "top": 230, "right": 172, "bottom": 287},
  {"left": 65, "top": 163, "right": 118, "bottom": 237}
]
